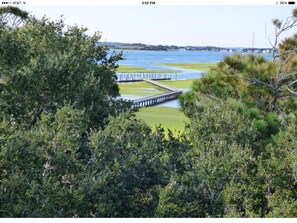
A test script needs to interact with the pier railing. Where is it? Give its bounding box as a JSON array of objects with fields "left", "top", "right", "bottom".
[
  {"left": 132, "top": 90, "right": 182, "bottom": 108},
  {"left": 117, "top": 72, "right": 182, "bottom": 108},
  {"left": 116, "top": 72, "right": 176, "bottom": 82},
  {"left": 131, "top": 79, "right": 182, "bottom": 108}
]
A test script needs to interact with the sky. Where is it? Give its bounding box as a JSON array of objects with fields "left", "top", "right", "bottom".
[{"left": 18, "top": 5, "right": 297, "bottom": 48}]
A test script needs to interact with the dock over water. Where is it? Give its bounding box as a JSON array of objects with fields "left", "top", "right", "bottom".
[
  {"left": 116, "top": 72, "right": 177, "bottom": 82},
  {"left": 117, "top": 72, "right": 182, "bottom": 108},
  {"left": 132, "top": 79, "right": 182, "bottom": 108}
]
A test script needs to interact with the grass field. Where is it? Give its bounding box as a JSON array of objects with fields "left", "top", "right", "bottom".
[
  {"left": 119, "top": 82, "right": 169, "bottom": 96},
  {"left": 117, "top": 65, "right": 178, "bottom": 73},
  {"left": 159, "top": 79, "right": 194, "bottom": 89},
  {"left": 119, "top": 79, "right": 192, "bottom": 134},
  {"left": 116, "top": 62, "right": 210, "bottom": 134},
  {"left": 157, "top": 62, "right": 216, "bottom": 72},
  {"left": 136, "top": 106, "right": 189, "bottom": 134}
]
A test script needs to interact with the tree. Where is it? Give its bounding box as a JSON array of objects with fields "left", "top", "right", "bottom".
[
  {"left": 158, "top": 98, "right": 297, "bottom": 217},
  {"left": 0, "top": 6, "right": 28, "bottom": 28},
  {"left": 157, "top": 100, "right": 260, "bottom": 217},
  {"left": 180, "top": 54, "right": 277, "bottom": 113},
  {"left": 264, "top": 8, "right": 297, "bottom": 111},
  {"left": 268, "top": 8, "right": 297, "bottom": 61},
  {"left": 0, "top": 109, "right": 173, "bottom": 217},
  {"left": 257, "top": 116, "right": 297, "bottom": 217},
  {"left": 181, "top": 8, "right": 297, "bottom": 114},
  {"left": 278, "top": 33, "right": 297, "bottom": 71},
  {"left": 0, "top": 106, "right": 89, "bottom": 217},
  {"left": 0, "top": 13, "right": 131, "bottom": 129},
  {"left": 86, "top": 113, "right": 170, "bottom": 217}
]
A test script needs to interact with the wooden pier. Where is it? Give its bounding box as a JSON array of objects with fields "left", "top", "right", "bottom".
[
  {"left": 132, "top": 90, "right": 182, "bottom": 108},
  {"left": 144, "top": 79, "right": 179, "bottom": 92},
  {"left": 132, "top": 79, "right": 182, "bottom": 108},
  {"left": 116, "top": 72, "right": 175, "bottom": 82}
]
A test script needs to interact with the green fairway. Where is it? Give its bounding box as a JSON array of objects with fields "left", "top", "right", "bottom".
[
  {"left": 136, "top": 106, "right": 189, "bottom": 133},
  {"left": 117, "top": 65, "right": 178, "bottom": 73},
  {"left": 159, "top": 79, "right": 195, "bottom": 89},
  {"left": 119, "top": 82, "right": 169, "bottom": 96},
  {"left": 119, "top": 80, "right": 190, "bottom": 134},
  {"left": 157, "top": 62, "right": 216, "bottom": 72}
]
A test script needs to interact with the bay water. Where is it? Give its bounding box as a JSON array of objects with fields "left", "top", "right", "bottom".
[{"left": 116, "top": 49, "right": 272, "bottom": 107}]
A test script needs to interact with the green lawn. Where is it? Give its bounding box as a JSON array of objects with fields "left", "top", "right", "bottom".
[
  {"left": 159, "top": 79, "right": 194, "bottom": 89},
  {"left": 157, "top": 62, "right": 216, "bottom": 72},
  {"left": 136, "top": 106, "right": 189, "bottom": 134},
  {"left": 119, "top": 82, "right": 169, "bottom": 96},
  {"left": 119, "top": 80, "right": 191, "bottom": 135},
  {"left": 117, "top": 65, "right": 178, "bottom": 73}
]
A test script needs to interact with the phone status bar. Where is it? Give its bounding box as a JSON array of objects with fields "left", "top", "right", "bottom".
[{"left": 0, "top": 0, "right": 296, "bottom": 6}]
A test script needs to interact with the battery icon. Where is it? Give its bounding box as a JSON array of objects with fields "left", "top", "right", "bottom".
[{"left": 288, "top": 1, "right": 295, "bottom": 4}]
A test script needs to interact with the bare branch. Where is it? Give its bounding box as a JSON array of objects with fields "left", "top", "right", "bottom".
[
  {"left": 276, "top": 17, "right": 297, "bottom": 38},
  {"left": 284, "top": 79, "right": 297, "bottom": 87},
  {"left": 278, "top": 71, "right": 297, "bottom": 83},
  {"left": 244, "top": 77, "right": 272, "bottom": 88},
  {"left": 287, "top": 87, "right": 297, "bottom": 96},
  {"left": 277, "top": 67, "right": 295, "bottom": 83},
  {"left": 279, "top": 93, "right": 297, "bottom": 98},
  {"left": 265, "top": 23, "right": 275, "bottom": 49},
  {"left": 270, "top": 14, "right": 297, "bottom": 61},
  {"left": 0, "top": 6, "right": 29, "bottom": 28}
]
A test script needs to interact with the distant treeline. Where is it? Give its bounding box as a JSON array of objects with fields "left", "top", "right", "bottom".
[{"left": 100, "top": 41, "right": 272, "bottom": 53}]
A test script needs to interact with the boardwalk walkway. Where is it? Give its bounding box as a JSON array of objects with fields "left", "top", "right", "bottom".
[
  {"left": 132, "top": 90, "right": 182, "bottom": 108},
  {"left": 132, "top": 79, "right": 182, "bottom": 108},
  {"left": 144, "top": 79, "right": 179, "bottom": 92},
  {"left": 116, "top": 72, "right": 175, "bottom": 82}
]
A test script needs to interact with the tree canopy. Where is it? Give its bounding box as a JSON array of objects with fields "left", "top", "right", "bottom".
[
  {"left": 0, "top": 10, "right": 131, "bottom": 129},
  {"left": 0, "top": 6, "right": 28, "bottom": 28},
  {"left": 180, "top": 8, "right": 297, "bottom": 115},
  {"left": 0, "top": 6, "right": 296, "bottom": 218}
]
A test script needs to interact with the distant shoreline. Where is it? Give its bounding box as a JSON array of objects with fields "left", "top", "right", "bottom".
[{"left": 101, "top": 42, "right": 273, "bottom": 54}]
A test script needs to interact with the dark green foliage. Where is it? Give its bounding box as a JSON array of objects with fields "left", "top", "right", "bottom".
[
  {"left": 0, "top": 106, "right": 88, "bottom": 217},
  {"left": 258, "top": 118, "right": 297, "bottom": 217},
  {"left": 0, "top": 7, "right": 296, "bottom": 218},
  {"left": 182, "top": 52, "right": 296, "bottom": 114},
  {"left": 176, "top": 24, "right": 296, "bottom": 216},
  {"left": 0, "top": 16, "right": 132, "bottom": 129},
  {"left": 157, "top": 100, "right": 297, "bottom": 217},
  {"left": 157, "top": 100, "right": 258, "bottom": 217},
  {"left": 183, "top": 54, "right": 279, "bottom": 113},
  {"left": 0, "top": 6, "right": 28, "bottom": 28},
  {"left": 0, "top": 108, "right": 170, "bottom": 217},
  {"left": 175, "top": 12, "right": 297, "bottom": 213},
  {"left": 179, "top": 90, "right": 203, "bottom": 118},
  {"left": 87, "top": 113, "right": 168, "bottom": 217}
]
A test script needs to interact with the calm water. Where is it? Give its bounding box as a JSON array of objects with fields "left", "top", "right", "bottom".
[
  {"left": 116, "top": 49, "right": 272, "bottom": 69},
  {"left": 115, "top": 50, "right": 272, "bottom": 107}
]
